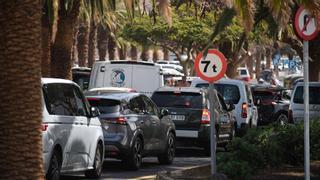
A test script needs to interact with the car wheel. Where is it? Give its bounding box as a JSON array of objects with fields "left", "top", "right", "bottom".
[
  {"left": 277, "top": 113, "right": 288, "bottom": 125},
  {"left": 46, "top": 150, "right": 61, "bottom": 180},
  {"left": 158, "top": 132, "right": 175, "bottom": 165},
  {"left": 126, "top": 137, "right": 143, "bottom": 170},
  {"left": 85, "top": 143, "right": 103, "bottom": 178}
]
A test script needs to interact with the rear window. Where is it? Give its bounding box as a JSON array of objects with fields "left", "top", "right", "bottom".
[
  {"left": 88, "top": 98, "right": 121, "bottom": 113},
  {"left": 293, "top": 86, "right": 320, "bottom": 104},
  {"left": 253, "top": 91, "right": 274, "bottom": 101},
  {"left": 195, "top": 83, "right": 240, "bottom": 104},
  {"left": 240, "top": 69, "right": 247, "bottom": 75},
  {"left": 152, "top": 92, "right": 203, "bottom": 109}
]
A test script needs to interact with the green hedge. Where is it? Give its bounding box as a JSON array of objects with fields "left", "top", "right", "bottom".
[{"left": 217, "top": 120, "right": 320, "bottom": 180}]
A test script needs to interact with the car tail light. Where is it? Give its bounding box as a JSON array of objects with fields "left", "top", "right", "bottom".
[
  {"left": 102, "top": 117, "right": 128, "bottom": 125},
  {"left": 200, "top": 109, "right": 210, "bottom": 124},
  {"left": 242, "top": 77, "right": 250, "bottom": 82},
  {"left": 42, "top": 123, "right": 48, "bottom": 131},
  {"left": 241, "top": 103, "right": 248, "bottom": 118}
]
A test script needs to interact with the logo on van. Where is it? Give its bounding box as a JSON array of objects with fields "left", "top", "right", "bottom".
[{"left": 111, "top": 69, "right": 125, "bottom": 87}]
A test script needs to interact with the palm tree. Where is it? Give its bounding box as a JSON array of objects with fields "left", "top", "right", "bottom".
[
  {"left": 77, "top": 20, "right": 90, "bottom": 67},
  {"left": 0, "top": 1, "right": 44, "bottom": 179},
  {"left": 51, "top": 0, "right": 81, "bottom": 79}
]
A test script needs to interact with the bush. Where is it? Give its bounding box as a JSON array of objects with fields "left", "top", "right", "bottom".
[{"left": 217, "top": 120, "right": 320, "bottom": 179}]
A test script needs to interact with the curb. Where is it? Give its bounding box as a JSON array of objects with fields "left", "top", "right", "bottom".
[{"left": 156, "top": 164, "right": 228, "bottom": 180}]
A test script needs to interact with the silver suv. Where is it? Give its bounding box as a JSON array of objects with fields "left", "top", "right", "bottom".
[{"left": 42, "top": 78, "right": 104, "bottom": 179}]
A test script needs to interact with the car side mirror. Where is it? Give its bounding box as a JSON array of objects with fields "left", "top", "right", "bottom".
[
  {"left": 160, "top": 108, "right": 169, "bottom": 117},
  {"left": 90, "top": 106, "right": 100, "bottom": 118}
]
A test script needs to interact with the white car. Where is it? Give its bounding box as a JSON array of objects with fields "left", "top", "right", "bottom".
[
  {"left": 42, "top": 78, "right": 104, "bottom": 179},
  {"left": 236, "top": 67, "right": 251, "bottom": 82},
  {"left": 190, "top": 78, "right": 258, "bottom": 129},
  {"left": 157, "top": 60, "right": 181, "bottom": 66},
  {"left": 289, "top": 82, "right": 320, "bottom": 123}
]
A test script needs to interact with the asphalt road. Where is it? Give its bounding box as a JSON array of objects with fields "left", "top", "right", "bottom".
[{"left": 61, "top": 147, "right": 218, "bottom": 180}]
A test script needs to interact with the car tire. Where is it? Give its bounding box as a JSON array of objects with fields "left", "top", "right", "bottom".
[
  {"left": 46, "top": 149, "right": 62, "bottom": 180},
  {"left": 277, "top": 113, "right": 289, "bottom": 125},
  {"left": 85, "top": 143, "right": 103, "bottom": 178},
  {"left": 158, "top": 132, "right": 175, "bottom": 165},
  {"left": 126, "top": 137, "right": 143, "bottom": 170}
]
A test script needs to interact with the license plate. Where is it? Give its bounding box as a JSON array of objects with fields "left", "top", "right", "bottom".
[{"left": 169, "top": 115, "right": 185, "bottom": 121}]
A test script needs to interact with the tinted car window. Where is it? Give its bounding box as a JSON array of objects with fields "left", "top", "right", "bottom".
[
  {"left": 293, "top": 86, "right": 320, "bottom": 104},
  {"left": 240, "top": 70, "right": 247, "bottom": 75},
  {"left": 129, "top": 96, "right": 146, "bottom": 114},
  {"left": 88, "top": 98, "right": 121, "bottom": 114},
  {"left": 43, "top": 83, "right": 77, "bottom": 116},
  {"left": 195, "top": 83, "right": 240, "bottom": 104},
  {"left": 73, "top": 87, "right": 88, "bottom": 116},
  {"left": 253, "top": 91, "right": 274, "bottom": 101},
  {"left": 152, "top": 92, "right": 203, "bottom": 109},
  {"left": 142, "top": 96, "right": 158, "bottom": 116}
]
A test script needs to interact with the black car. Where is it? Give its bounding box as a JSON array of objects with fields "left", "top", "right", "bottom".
[
  {"left": 86, "top": 92, "right": 176, "bottom": 170},
  {"left": 151, "top": 87, "right": 236, "bottom": 155},
  {"left": 252, "top": 85, "right": 290, "bottom": 125}
]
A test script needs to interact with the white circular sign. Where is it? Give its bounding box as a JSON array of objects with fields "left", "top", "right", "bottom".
[
  {"left": 195, "top": 49, "right": 227, "bottom": 82},
  {"left": 295, "top": 6, "right": 319, "bottom": 40}
]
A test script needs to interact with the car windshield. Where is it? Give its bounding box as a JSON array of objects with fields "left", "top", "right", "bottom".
[
  {"left": 293, "top": 86, "right": 320, "bottom": 104},
  {"left": 87, "top": 98, "right": 121, "bottom": 113},
  {"left": 152, "top": 92, "right": 203, "bottom": 109},
  {"left": 195, "top": 83, "right": 240, "bottom": 104}
]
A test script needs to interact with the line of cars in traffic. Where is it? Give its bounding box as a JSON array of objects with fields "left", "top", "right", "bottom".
[{"left": 43, "top": 60, "right": 319, "bottom": 179}]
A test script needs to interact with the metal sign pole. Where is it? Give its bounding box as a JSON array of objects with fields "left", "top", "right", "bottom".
[
  {"left": 208, "top": 83, "right": 217, "bottom": 175},
  {"left": 303, "top": 40, "right": 310, "bottom": 180}
]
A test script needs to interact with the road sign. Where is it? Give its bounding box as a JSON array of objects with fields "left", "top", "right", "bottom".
[
  {"left": 294, "top": 6, "right": 319, "bottom": 40},
  {"left": 195, "top": 49, "right": 227, "bottom": 83}
]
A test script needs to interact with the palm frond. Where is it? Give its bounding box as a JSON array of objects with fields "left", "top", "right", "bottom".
[{"left": 296, "top": 0, "right": 320, "bottom": 16}]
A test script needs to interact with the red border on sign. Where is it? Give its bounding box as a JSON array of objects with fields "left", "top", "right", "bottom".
[
  {"left": 294, "top": 6, "right": 319, "bottom": 41},
  {"left": 195, "top": 49, "right": 227, "bottom": 83}
]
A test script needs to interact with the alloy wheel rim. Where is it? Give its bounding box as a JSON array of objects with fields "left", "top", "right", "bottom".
[
  {"left": 51, "top": 154, "right": 60, "bottom": 180},
  {"left": 134, "top": 140, "right": 142, "bottom": 167},
  {"left": 95, "top": 146, "right": 102, "bottom": 174},
  {"left": 278, "top": 114, "right": 288, "bottom": 125},
  {"left": 168, "top": 136, "right": 175, "bottom": 160}
]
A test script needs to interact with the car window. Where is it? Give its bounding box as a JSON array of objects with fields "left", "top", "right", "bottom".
[
  {"left": 194, "top": 83, "right": 241, "bottom": 104},
  {"left": 152, "top": 92, "right": 203, "bottom": 109},
  {"left": 72, "top": 86, "right": 88, "bottom": 116},
  {"left": 43, "top": 83, "right": 77, "bottom": 116},
  {"left": 142, "top": 96, "right": 159, "bottom": 116},
  {"left": 240, "top": 69, "right": 247, "bottom": 75},
  {"left": 215, "top": 84, "right": 241, "bottom": 104},
  {"left": 129, "top": 96, "right": 146, "bottom": 114},
  {"left": 217, "top": 93, "right": 228, "bottom": 111},
  {"left": 88, "top": 98, "right": 121, "bottom": 114},
  {"left": 293, "top": 86, "right": 320, "bottom": 104}
]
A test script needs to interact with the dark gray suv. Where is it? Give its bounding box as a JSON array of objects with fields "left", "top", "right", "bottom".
[{"left": 86, "top": 92, "right": 176, "bottom": 170}]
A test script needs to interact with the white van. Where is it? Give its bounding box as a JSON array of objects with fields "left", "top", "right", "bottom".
[
  {"left": 289, "top": 82, "right": 320, "bottom": 123},
  {"left": 89, "top": 61, "right": 164, "bottom": 96},
  {"left": 190, "top": 78, "right": 258, "bottom": 129}
]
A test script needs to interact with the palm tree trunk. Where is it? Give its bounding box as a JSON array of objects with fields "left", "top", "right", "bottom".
[
  {"left": 88, "top": 18, "right": 97, "bottom": 68},
  {"left": 71, "top": 26, "right": 78, "bottom": 66},
  {"left": 163, "top": 48, "right": 169, "bottom": 60},
  {"left": 51, "top": 0, "right": 80, "bottom": 79},
  {"left": 0, "top": 1, "right": 44, "bottom": 178},
  {"left": 226, "top": 62, "right": 238, "bottom": 78},
  {"left": 77, "top": 21, "right": 89, "bottom": 66},
  {"left": 107, "top": 33, "right": 117, "bottom": 60},
  {"left": 141, "top": 46, "right": 150, "bottom": 61},
  {"left": 41, "top": 3, "right": 52, "bottom": 77},
  {"left": 255, "top": 49, "right": 262, "bottom": 78},
  {"left": 130, "top": 45, "right": 138, "bottom": 60},
  {"left": 153, "top": 48, "right": 160, "bottom": 62},
  {"left": 266, "top": 48, "right": 272, "bottom": 69},
  {"left": 118, "top": 44, "right": 128, "bottom": 60},
  {"left": 97, "top": 24, "right": 108, "bottom": 61}
]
